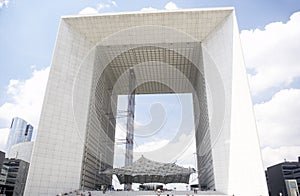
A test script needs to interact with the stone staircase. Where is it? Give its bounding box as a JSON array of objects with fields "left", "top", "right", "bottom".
[{"left": 80, "top": 190, "right": 226, "bottom": 196}]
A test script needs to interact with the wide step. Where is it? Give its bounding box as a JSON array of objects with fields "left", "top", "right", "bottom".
[{"left": 83, "top": 190, "right": 225, "bottom": 196}]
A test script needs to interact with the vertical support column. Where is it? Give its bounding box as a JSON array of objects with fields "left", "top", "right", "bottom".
[{"left": 124, "top": 68, "right": 135, "bottom": 190}]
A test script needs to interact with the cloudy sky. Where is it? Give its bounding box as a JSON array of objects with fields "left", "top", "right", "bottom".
[{"left": 0, "top": 0, "right": 300, "bottom": 178}]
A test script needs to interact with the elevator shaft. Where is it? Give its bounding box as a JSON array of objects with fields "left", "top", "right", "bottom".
[{"left": 124, "top": 68, "right": 135, "bottom": 190}]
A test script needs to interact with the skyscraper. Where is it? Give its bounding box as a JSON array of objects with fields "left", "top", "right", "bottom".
[{"left": 6, "top": 117, "right": 33, "bottom": 157}]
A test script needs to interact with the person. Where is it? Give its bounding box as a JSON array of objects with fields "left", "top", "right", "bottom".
[
  {"left": 88, "top": 191, "right": 92, "bottom": 196},
  {"left": 156, "top": 188, "right": 161, "bottom": 196}
]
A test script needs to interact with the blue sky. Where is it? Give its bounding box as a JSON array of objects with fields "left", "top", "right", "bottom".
[
  {"left": 1, "top": 0, "right": 300, "bottom": 106},
  {"left": 0, "top": 0, "right": 300, "bottom": 177}
]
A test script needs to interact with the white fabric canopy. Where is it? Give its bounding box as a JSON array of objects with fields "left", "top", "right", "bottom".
[{"left": 103, "top": 156, "right": 195, "bottom": 184}]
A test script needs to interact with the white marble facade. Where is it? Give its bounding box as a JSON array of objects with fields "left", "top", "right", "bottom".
[{"left": 24, "top": 8, "right": 268, "bottom": 196}]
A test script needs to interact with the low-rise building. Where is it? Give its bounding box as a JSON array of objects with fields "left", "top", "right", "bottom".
[
  {"left": 0, "top": 158, "right": 29, "bottom": 196},
  {"left": 266, "top": 156, "right": 300, "bottom": 196}
]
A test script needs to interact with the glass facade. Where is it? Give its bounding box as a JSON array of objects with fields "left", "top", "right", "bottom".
[{"left": 6, "top": 117, "right": 33, "bottom": 157}]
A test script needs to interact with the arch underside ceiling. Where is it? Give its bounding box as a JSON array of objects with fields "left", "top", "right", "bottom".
[
  {"left": 96, "top": 42, "right": 203, "bottom": 95},
  {"left": 63, "top": 9, "right": 232, "bottom": 44}
]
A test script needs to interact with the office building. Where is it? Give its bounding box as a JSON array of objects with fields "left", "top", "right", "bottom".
[
  {"left": 0, "top": 158, "right": 30, "bottom": 196},
  {"left": 6, "top": 117, "right": 33, "bottom": 157},
  {"left": 266, "top": 157, "right": 300, "bottom": 196},
  {"left": 0, "top": 151, "right": 4, "bottom": 171},
  {"left": 25, "top": 8, "right": 267, "bottom": 195},
  {"left": 0, "top": 151, "right": 5, "bottom": 187},
  {"left": 0, "top": 164, "right": 8, "bottom": 186}
]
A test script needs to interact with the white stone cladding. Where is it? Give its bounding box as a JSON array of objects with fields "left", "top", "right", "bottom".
[{"left": 24, "top": 8, "right": 268, "bottom": 196}]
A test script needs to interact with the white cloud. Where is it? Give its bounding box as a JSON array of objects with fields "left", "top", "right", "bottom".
[
  {"left": 241, "top": 12, "right": 300, "bottom": 96},
  {"left": 240, "top": 11, "right": 300, "bottom": 169},
  {"left": 79, "top": 7, "right": 98, "bottom": 15},
  {"left": 134, "top": 139, "right": 169, "bottom": 153},
  {"left": 164, "top": 1, "right": 179, "bottom": 10},
  {"left": 97, "top": 3, "right": 111, "bottom": 11},
  {"left": 0, "top": 0, "right": 9, "bottom": 9},
  {"left": 254, "top": 88, "right": 300, "bottom": 168},
  {"left": 109, "top": 0, "right": 117, "bottom": 7},
  {"left": 261, "top": 146, "right": 300, "bottom": 168},
  {"left": 254, "top": 88, "right": 300, "bottom": 148},
  {"left": 96, "top": 0, "right": 118, "bottom": 10},
  {"left": 140, "top": 1, "right": 179, "bottom": 12},
  {"left": 140, "top": 7, "right": 158, "bottom": 12},
  {"left": 0, "top": 66, "right": 50, "bottom": 150},
  {"left": 79, "top": 0, "right": 117, "bottom": 14}
]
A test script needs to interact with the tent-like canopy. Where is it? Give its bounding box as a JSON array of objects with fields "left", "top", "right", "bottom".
[{"left": 103, "top": 156, "right": 195, "bottom": 184}]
